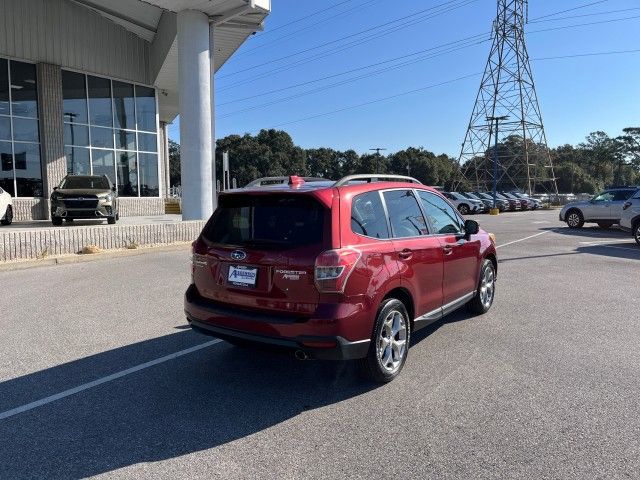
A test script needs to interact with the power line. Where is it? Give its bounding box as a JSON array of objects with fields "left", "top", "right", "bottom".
[
  {"left": 218, "top": 0, "right": 478, "bottom": 79},
  {"left": 218, "top": 33, "right": 490, "bottom": 107},
  {"left": 217, "top": 39, "right": 488, "bottom": 118},
  {"left": 234, "top": 46, "right": 640, "bottom": 133},
  {"left": 528, "top": 14, "right": 640, "bottom": 34},
  {"left": 218, "top": 16, "right": 640, "bottom": 115},
  {"left": 229, "top": 0, "right": 383, "bottom": 60},
  {"left": 258, "top": 0, "right": 357, "bottom": 36},
  {"left": 529, "top": 0, "right": 611, "bottom": 21},
  {"left": 262, "top": 73, "right": 482, "bottom": 130},
  {"left": 219, "top": 10, "right": 639, "bottom": 94},
  {"left": 529, "top": 7, "right": 640, "bottom": 24},
  {"left": 531, "top": 47, "right": 640, "bottom": 61},
  {"left": 217, "top": 0, "right": 480, "bottom": 92}
]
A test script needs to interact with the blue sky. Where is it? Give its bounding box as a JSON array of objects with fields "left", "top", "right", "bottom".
[{"left": 168, "top": 0, "right": 640, "bottom": 157}]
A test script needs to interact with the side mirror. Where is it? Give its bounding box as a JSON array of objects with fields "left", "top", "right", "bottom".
[
  {"left": 464, "top": 219, "right": 480, "bottom": 239},
  {"left": 53, "top": 186, "right": 58, "bottom": 191}
]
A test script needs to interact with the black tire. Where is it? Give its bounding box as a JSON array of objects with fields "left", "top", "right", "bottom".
[
  {"left": 0, "top": 205, "right": 12, "bottom": 225},
  {"left": 107, "top": 216, "right": 116, "bottom": 225},
  {"left": 358, "top": 298, "right": 410, "bottom": 383},
  {"left": 467, "top": 259, "right": 496, "bottom": 315},
  {"left": 634, "top": 222, "right": 640, "bottom": 246},
  {"left": 458, "top": 204, "right": 470, "bottom": 215},
  {"left": 597, "top": 222, "right": 613, "bottom": 229},
  {"left": 566, "top": 209, "right": 584, "bottom": 229},
  {"left": 52, "top": 216, "right": 63, "bottom": 226}
]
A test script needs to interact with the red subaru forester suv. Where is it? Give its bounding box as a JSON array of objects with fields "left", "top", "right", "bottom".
[{"left": 185, "top": 175, "right": 497, "bottom": 382}]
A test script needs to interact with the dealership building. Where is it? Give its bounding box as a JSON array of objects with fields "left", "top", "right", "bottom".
[{"left": 0, "top": 0, "right": 270, "bottom": 221}]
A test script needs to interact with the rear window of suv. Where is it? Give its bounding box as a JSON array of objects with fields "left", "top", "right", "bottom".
[{"left": 203, "top": 194, "right": 326, "bottom": 248}]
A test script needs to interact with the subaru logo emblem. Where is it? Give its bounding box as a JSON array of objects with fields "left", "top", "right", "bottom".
[{"left": 231, "top": 250, "right": 246, "bottom": 261}]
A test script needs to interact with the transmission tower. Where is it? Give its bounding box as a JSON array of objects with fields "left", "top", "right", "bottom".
[{"left": 454, "top": 0, "right": 558, "bottom": 195}]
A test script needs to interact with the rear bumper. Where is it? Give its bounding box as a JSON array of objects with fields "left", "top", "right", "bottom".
[{"left": 184, "top": 284, "right": 371, "bottom": 360}]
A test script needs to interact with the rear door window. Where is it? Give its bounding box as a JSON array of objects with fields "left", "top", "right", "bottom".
[
  {"left": 351, "top": 191, "right": 390, "bottom": 239},
  {"left": 382, "top": 190, "right": 428, "bottom": 238},
  {"left": 203, "top": 194, "right": 325, "bottom": 248},
  {"left": 613, "top": 190, "right": 635, "bottom": 201}
]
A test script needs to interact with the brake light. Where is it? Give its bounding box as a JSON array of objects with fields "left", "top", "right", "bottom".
[
  {"left": 190, "top": 242, "right": 196, "bottom": 283},
  {"left": 288, "top": 175, "right": 305, "bottom": 188},
  {"left": 623, "top": 201, "right": 632, "bottom": 210},
  {"left": 314, "top": 248, "right": 361, "bottom": 293}
]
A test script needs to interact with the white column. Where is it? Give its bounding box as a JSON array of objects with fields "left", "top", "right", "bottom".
[
  {"left": 209, "top": 22, "right": 217, "bottom": 210},
  {"left": 177, "top": 10, "right": 213, "bottom": 220}
]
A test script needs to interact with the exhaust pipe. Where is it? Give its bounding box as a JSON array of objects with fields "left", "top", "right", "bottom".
[{"left": 294, "top": 350, "right": 309, "bottom": 361}]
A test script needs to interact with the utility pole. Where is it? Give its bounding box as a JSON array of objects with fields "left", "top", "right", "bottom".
[
  {"left": 454, "top": 0, "right": 558, "bottom": 196},
  {"left": 487, "top": 115, "right": 509, "bottom": 214},
  {"left": 370, "top": 147, "right": 387, "bottom": 173}
]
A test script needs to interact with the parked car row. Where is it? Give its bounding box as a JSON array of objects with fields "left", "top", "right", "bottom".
[
  {"left": 441, "top": 191, "right": 542, "bottom": 215},
  {"left": 560, "top": 186, "right": 640, "bottom": 245}
]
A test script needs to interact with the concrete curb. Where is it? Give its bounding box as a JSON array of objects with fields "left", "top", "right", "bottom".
[{"left": 0, "top": 242, "right": 192, "bottom": 272}]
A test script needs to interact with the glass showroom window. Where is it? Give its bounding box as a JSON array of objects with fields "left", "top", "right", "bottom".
[
  {"left": 0, "top": 58, "right": 42, "bottom": 197},
  {"left": 62, "top": 70, "right": 159, "bottom": 197}
]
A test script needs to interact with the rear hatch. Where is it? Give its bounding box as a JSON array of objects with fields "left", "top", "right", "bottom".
[{"left": 193, "top": 192, "right": 331, "bottom": 316}]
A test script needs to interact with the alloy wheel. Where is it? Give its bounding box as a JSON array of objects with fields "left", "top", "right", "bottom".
[
  {"left": 479, "top": 265, "right": 495, "bottom": 309},
  {"left": 377, "top": 310, "right": 407, "bottom": 374},
  {"left": 635, "top": 224, "right": 640, "bottom": 245},
  {"left": 567, "top": 213, "right": 580, "bottom": 228}
]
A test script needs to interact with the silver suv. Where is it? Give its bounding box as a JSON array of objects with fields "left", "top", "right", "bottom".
[
  {"left": 620, "top": 191, "right": 640, "bottom": 245},
  {"left": 559, "top": 187, "right": 639, "bottom": 229}
]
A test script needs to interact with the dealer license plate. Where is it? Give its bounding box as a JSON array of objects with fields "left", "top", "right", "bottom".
[{"left": 227, "top": 265, "right": 258, "bottom": 287}]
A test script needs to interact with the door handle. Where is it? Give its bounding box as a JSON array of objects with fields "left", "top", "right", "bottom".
[
  {"left": 443, "top": 245, "right": 454, "bottom": 256},
  {"left": 398, "top": 249, "right": 413, "bottom": 260}
]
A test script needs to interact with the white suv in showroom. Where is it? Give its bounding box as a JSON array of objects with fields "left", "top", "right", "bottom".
[
  {"left": 620, "top": 190, "right": 640, "bottom": 245},
  {"left": 559, "top": 187, "right": 639, "bottom": 229}
]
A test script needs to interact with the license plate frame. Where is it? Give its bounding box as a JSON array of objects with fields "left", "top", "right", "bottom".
[{"left": 227, "top": 265, "right": 258, "bottom": 288}]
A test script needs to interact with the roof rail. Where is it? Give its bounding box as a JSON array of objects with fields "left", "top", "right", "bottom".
[
  {"left": 245, "top": 176, "right": 329, "bottom": 187},
  {"left": 333, "top": 174, "right": 422, "bottom": 187}
]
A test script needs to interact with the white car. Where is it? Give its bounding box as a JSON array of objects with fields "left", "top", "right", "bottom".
[
  {"left": 559, "top": 187, "right": 639, "bottom": 229},
  {"left": 620, "top": 191, "right": 640, "bottom": 245},
  {"left": 442, "top": 192, "right": 485, "bottom": 215},
  {"left": 0, "top": 187, "right": 13, "bottom": 225}
]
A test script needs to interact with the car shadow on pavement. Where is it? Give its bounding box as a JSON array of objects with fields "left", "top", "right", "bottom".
[
  {"left": 576, "top": 244, "right": 640, "bottom": 260},
  {"left": 0, "top": 330, "right": 382, "bottom": 478},
  {"left": 545, "top": 225, "right": 630, "bottom": 239}
]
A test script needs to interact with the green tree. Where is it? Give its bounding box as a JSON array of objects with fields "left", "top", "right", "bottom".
[{"left": 168, "top": 139, "right": 181, "bottom": 187}]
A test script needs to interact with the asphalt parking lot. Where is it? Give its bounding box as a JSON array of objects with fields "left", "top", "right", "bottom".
[{"left": 1, "top": 209, "right": 639, "bottom": 479}]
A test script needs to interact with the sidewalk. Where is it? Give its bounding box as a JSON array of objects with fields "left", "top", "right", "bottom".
[{"left": 1, "top": 215, "right": 204, "bottom": 263}]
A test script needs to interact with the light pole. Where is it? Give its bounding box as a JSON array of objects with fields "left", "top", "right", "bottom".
[
  {"left": 370, "top": 147, "right": 387, "bottom": 173},
  {"left": 486, "top": 115, "right": 509, "bottom": 215}
]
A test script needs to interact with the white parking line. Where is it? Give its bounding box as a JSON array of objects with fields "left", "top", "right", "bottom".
[
  {"left": 496, "top": 230, "right": 551, "bottom": 249},
  {"left": 0, "top": 339, "right": 222, "bottom": 421}
]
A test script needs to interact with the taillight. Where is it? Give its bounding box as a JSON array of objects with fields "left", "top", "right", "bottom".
[
  {"left": 314, "top": 248, "right": 361, "bottom": 293},
  {"left": 190, "top": 242, "right": 196, "bottom": 283},
  {"left": 623, "top": 201, "right": 632, "bottom": 210}
]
